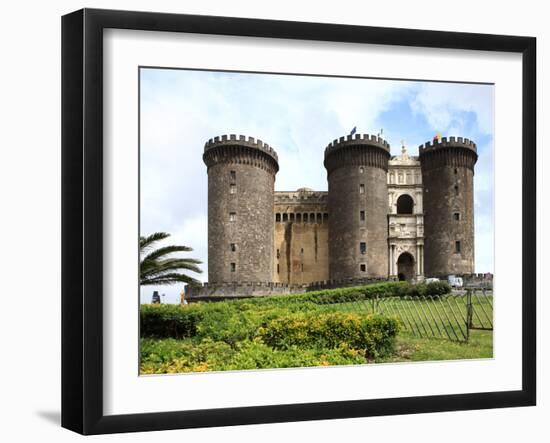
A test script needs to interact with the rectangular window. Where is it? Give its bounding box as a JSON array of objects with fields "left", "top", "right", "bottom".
[
  {"left": 230, "top": 262, "right": 236, "bottom": 272},
  {"left": 296, "top": 213, "right": 302, "bottom": 223},
  {"left": 360, "top": 210, "right": 365, "bottom": 221},
  {"left": 360, "top": 242, "right": 367, "bottom": 255},
  {"left": 453, "top": 212, "right": 460, "bottom": 221},
  {"left": 229, "top": 212, "right": 236, "bottom": 222},
  {"left": 290, "top": 213, "right": 295, "bottom": 222},
  {"left": 454, "top": 185, "right": 459, "bottom": 195},
  {"left": 455, "top": 241, "right": 461, "bottom": 253},
  {"left": 303, "top": 213, "right": 308, "bottom": 222},
  {"left": 276, "top": 249, "right": 280, "bottom": 259},
  {"left": 323, "top": 213, "right": 329, "bottom": 222},
  {"left": 229, "top": 184, "right": 236, "bottom": 194},
  {"left": 360, "top": 264, "right": 366, "bottom": 272},
  {"left": 277, "top": 263, "right": 280, "bottom": 274},
  {"left": 282, "top": 213, "right": 288, "bottom": 222},
  {"left": 230, "top": 170, "right": 236, "bottom": 180},
  {"left": 230, "top": 243, "right": 236, "bottom": 252},
  {"left": 359, "top": 184, "right": 365, "bottom": 194},
  {"left": 275, "top": 213, "right": 281, "bottom": 222}
]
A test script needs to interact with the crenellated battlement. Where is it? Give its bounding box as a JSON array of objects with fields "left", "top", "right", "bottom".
[
  {"left": 419, "top": 137, "right": 478, "bottom": 172},
  {"left": 204, "top": 134, "right": 279, "bottom": 162},
  {"left": 418, "top": 136, "right": 477, "bottom": 154},
  {"left": 324, "top": 134, "right": 391, "bottom": 174},
  {"left": 324, "top": 133, "right": 390, "bottom": 157}
]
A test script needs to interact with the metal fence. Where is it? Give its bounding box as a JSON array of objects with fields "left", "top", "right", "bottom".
[{"left": 312, "top": 288, "right": 493, "bottom": 343}]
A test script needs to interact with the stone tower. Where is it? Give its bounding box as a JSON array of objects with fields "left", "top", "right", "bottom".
[
  {"left": 419, "top": 136, "right": 478, "bottom": 277},
  {"left": 203, "top": 134, "right": 279, "bottom": 284},
  {"left": 324, "top": 134, "right": 391, "bottom": 280}
]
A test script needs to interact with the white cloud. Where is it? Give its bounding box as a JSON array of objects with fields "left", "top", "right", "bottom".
[{"left": 411, "top": 82, "right": 494, "bottom": 136}]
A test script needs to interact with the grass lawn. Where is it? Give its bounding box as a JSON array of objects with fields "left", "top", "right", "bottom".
[{"left": 378, "top": 330, "right": 493, "bottom": 363}]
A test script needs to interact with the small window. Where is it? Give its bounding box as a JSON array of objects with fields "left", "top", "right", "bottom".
[
  {"left": 360, "top": 242, "right": 367, "bottom": 255},
  {"left": 300, "top": 248, "right": 304, "bottom": 254},
  {"left": 317, "top": 213, "right": 322, "bottom": 223},
  {"left": 359, "top": 166, "right": 364, "bottom": 174},
  {"left": 454, "top": 185, "right": 459, "bottom": 195},
  {"left": 324, "top": 213, "right": 329, "bottom": 222},
  {"left": 454, "top": 168, "right": 458, "bottom": 175},
  {"left": 290, "top": 213, "right": 295, "bottom": 222},
  {"left": 277, "top": 263, "right": 280, "bottom": 273},
  {"left": 453, "top": 212, "right": 461, "bottom": 221},
  {"left": 276, "top": 249, "right": 280, "bottom": 259},
  {"left": 360, "top": 210, "right": 365, "bottom": 221},
  {"left": 230, "top": 170, "right": 236, "bottom": 180},
  {"left": 229, "top": 184, "right": 236, "bottom": 194},
  {"left": 310, "top": 213, "right": 315, "bottom": 222},
  {"left": 303, "top": 213, "right": 308, "bottom": 223},
  {"left": 230, "top": 262, "right": 236, "bottom": 272},
  {"left": 359, "top": 184, "right": 365, "bottom": 194},
  {"left": 360, "top": 264, "right": 366, "bottom": 272},
  {"left": 296, "top": 213, "right": 302, "bottom": 223},
  {"left": 455, "top": 241, "right": 461, "bottom": 253},
  {"left": 275, "top": 213, "right": 281, "bottom": 222},
  {"left": 229, "top": 212, "right": 236, "bottom": 222},
  {"left": 283, "top": 213, "right": 288, "bottom": 222},
  {"left": 230, "top": 243, "right": 236, "bottom": 252}
]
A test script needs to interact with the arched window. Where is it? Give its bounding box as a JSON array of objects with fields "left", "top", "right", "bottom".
[{"left": 396, "top": 194, "right": 414, "bottom": 214}]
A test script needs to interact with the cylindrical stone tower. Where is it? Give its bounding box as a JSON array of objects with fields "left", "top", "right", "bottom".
[
  {"left": 203, "top": 134, "right": 279, "bottom": 284},
  {"left": 324, "top": 134, "right": 391, "bottom": 280},
  {"left": 419, "top": 136, "right": 478, "bottom": 277}
]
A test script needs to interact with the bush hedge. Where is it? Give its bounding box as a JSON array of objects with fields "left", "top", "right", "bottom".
[
  {"left": 140, "top": 281, "right": 450, "bottom": 340},
  {"left": 259, "top": 312, "right": 399, "bottom": 359}
]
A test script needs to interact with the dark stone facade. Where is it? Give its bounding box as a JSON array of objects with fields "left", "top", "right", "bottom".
[
  {"left": 203, "top": 135, "right": 279, "bottom": 284},
  {"left": 419, "top": 137, "right": 478, "bottom": 277},
  {"left": 190, "top": 133, "right": 478, "bottom": 300},
  {"left": 324, "top": 134, "right": 390, "bottom": 279}
]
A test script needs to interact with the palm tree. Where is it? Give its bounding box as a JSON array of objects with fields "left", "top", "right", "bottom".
[{"left": 140, "top": 232, "right": 202, "bottom": 286}]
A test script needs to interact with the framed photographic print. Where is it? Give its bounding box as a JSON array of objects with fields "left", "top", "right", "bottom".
[{"left": 61, "top": 8, "right": 536, "bottom": 435}]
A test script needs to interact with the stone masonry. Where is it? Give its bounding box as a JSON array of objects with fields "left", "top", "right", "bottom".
[{"left": 187, "top": 133, "right": 478, "bottom": 299}]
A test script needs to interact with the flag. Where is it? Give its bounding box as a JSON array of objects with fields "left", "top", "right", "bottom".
[{"left": 350, "top": 126, "right": 357, "bottom": 136}]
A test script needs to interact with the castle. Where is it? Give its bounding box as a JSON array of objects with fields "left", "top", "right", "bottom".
[{"left": 187, "top": 133, "right": 478, "bottom": 300}]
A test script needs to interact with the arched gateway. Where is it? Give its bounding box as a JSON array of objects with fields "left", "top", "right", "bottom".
[{"left": 397, "top": 252, "right": 415, "bottom": 281}]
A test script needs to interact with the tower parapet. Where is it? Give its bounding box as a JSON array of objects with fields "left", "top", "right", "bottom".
[
  {"left": 203, "top": 134, "right": 279, "bottom": 174},
  {"left": 203, "top": 134, "right": 278, "bottom": 285},
  {"left": 324, "top": 134, "right": 391, "bottom": 280},
  {"left": 324, "top": 134, "right": 390, "bottom": 173},
  {"left": 419, "top": 136, "right": 478, "bottom": 277}
]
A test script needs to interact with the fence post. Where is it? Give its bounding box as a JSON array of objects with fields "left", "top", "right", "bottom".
[{"left": 466, "top": 289, "right": 473, "bottom": 342}]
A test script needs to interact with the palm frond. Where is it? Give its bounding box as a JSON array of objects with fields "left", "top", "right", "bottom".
[
  {"left": 139, "top": 232, "right": 203, "bottom": 288},
  {"left": 139, "top": 232, "right": 170, "bottom": 251},
  {"left": 141, "top": 272, "right": 201, "bottom": 286},
  {"left": 143, "top": 245, "right": 193, "bottom": 262},
  {"left": 140, "top": 258, "right": 203, "bottom": 279}
]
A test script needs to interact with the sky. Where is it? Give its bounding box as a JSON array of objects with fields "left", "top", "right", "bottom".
[{"left": 139, "top": 68, "right": 494, "bottom": 304}]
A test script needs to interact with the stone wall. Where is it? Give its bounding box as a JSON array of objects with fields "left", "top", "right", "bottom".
[
  {"left": 324, "top": 134, "right": 390, "bottom": 279},
  {"left": 420, "top": 137, "right": 477, "bottom": 278},
  {"left": 273, "top": 189, "right": 329, "bottom": 284},
  {"left": 203, "top": 135, "right": 278, "bottom": 284}
]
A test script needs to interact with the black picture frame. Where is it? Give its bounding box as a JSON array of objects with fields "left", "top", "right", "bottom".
[{"left": 62, "top": 8, "right": 536, "bottom": 435}]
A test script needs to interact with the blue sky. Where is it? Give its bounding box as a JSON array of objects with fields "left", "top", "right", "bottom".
[{"left": 140, "top": 68, "right": 494, "bottom": 304}]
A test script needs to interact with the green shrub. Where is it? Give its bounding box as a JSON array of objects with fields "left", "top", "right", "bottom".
[
  {"left": 425, "top": 281, "right": 451, "bottom": 296},
  {"left": 140, "top": 304, "right": 203, "bottom": 338},
  {"left": 259, "top": 312, "right": 399, "bottom": 359}
]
